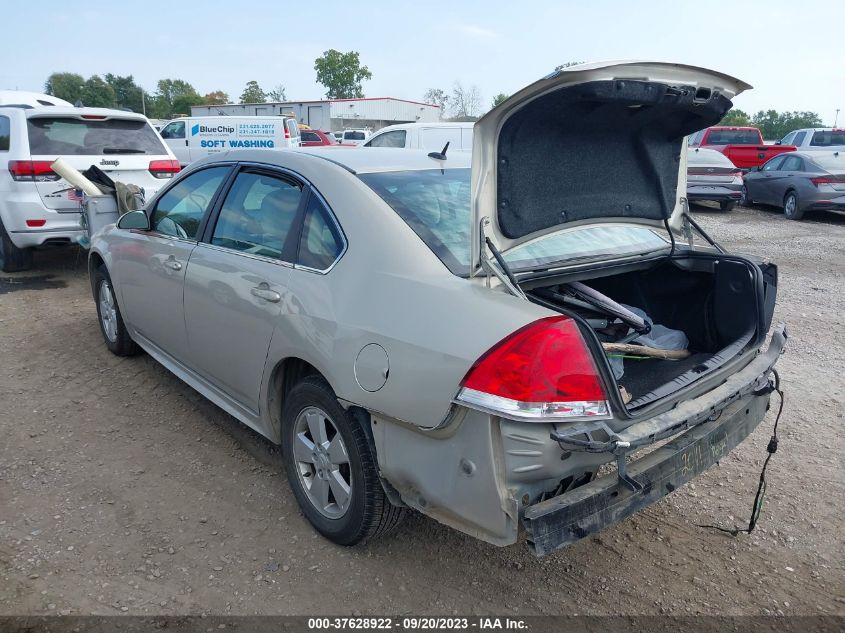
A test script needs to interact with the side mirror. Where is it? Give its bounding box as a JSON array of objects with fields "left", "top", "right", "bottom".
[
  {"left": 774, "top": 140, "right": 782, "bottom": 145},
  {"left": 117, "top": 209, "right": 150, "bottom": 231}
]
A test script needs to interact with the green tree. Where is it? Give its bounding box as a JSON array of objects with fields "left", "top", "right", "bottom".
[
  {"left": 44, "top": 72, "right": 85, "bottom": 104},
  {"left": 314, "top": 50, "right": 372, "bottom": 99},
  {"left": 266, "top": 84, "right": 287, "bottom": 102},
  {"left": 719, "top": 108, "right": 751, "bottom": 127},
  {"left": 491, "top": 93, "right": 509, "bottom": 108},
  {"left": 204, "top": 90, "right": 230, "bottom": 105},
  {"left": 423, "top": 88, "right": 449, "bottom": 117},
  {"left": 104, "top": 74, "right": 143, "bottom": 112},
  {"left": 81, "top": 75, "right": 116, "bottom": 108},
  {"left": 240, "top": 80, "right": 266, "bottom": 104},
  {"left": 152, "top": 79, "right": 203, "bottom": 118},
  {"left": 751, "top": 110, "right": 822, "bottom": 141}
]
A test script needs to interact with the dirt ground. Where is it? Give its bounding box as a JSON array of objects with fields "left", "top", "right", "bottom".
[{"left": 0, "top": 203, "right": 843, "bottom": 617}]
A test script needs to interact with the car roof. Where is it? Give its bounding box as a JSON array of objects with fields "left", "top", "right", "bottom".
[
  {"left": 204, "top": 147, "right": 472, "bottom": 174},
  {"left": 378, "top": 121, "right": 475, "bottom": 130}
]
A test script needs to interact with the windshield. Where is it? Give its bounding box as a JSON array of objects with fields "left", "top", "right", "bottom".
[
  {"left": 706, "top": 130, "right": 760, "bottom": 145},
  {"left": 359, "top": 168, "right": 668, "bottom": 276},
  {"left": 27, "top": 117, "right": 167, "bottom": 155}
]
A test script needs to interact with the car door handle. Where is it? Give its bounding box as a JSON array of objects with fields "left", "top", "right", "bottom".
[
  {"left": 251, "top": 286, "right": 281, "bottom": 303},
  {"left": 165, "top": 260, "right": 182, "bottom": 270}
]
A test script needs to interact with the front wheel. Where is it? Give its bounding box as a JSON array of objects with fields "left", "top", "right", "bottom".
[
  {"left": 281, "top": 376, "right": 404, "bottom": 545},
  {"left": 94, "top": 266, "right": 140, "bottom": 356},
  {"left": 783, "top": 191, "right": 804, "bottom": 221}
]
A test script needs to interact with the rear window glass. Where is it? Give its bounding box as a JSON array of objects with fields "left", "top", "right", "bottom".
[
  {"left": 810, "top": 130, "right": 845, "bottom": 147},
  {"left": 27, "top": 117, "right": 167, "bottom": 155},
  {"left": 705, "top": 130, "right": 760, "bottom": 145},
  {"left": 344, "top": 131, "right": 366, "bottom": 141},
  {"left": 0, "top": 115, "right": 9, "bottom": 151},
  {"left": 301, "top": 131, "right": 320, "bottom": 142},
  {"left": 360, "top": 168, "right": 667, "bottom": 276}
]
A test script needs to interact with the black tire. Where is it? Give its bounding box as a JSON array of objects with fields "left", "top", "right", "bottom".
[
  {"left": 720, "top": 200, "right": 737, "bottom": 212},
  {"left": 783, "top": 190, "right": 804, "bottom": 221},
  {"left": 740, "top": 185, "right": 751, "bottom": 206},
  {"left": 281, "top": 376, "right": 404, "bottom": 545},
  {"left": 0, "top": 217, "right": 34, "bottom": 273},
  {"left": 93, "top": 265, "right": 140, "bottom": 356}
]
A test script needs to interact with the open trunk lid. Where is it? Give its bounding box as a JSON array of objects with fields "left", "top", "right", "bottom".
[{"left": 469, "top": 61, "right": 751, "bottom": 276}]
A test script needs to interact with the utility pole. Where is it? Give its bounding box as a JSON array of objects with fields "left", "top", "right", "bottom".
[
  {"left": 835, "top": 109, "right": 840, "bottom": 127},
  {"left": 141, "top": 87, "right": 146, "bottom": 117}
]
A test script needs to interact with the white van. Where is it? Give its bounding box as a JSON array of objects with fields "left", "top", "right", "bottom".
[
  {"left": 0, "top": 105, "right": 178, "bottom": 271},
  {"left": 363, "top": 122, "right": 474, "bottom": 152},
  {"left": 160, "top": 116, "right": 301, "bottom": 166}
]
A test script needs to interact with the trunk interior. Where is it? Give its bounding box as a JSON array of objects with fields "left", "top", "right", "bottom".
[{"left": 526, "top": 255, "right": 776, "bottom": 410}]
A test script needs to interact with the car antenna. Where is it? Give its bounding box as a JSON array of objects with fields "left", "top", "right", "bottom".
[{"left": 428, "top": 141, "right": 449, "bottom": 161}]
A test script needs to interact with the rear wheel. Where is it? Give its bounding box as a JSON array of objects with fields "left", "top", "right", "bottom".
[
  {"left": 783, "top": 191, "right": 804, "bottom": 220},
  {"left": 281, "top": 376, "right": 404, "bottom": 545},
  {"left": 94, "top": 265, "right": 140, "bottom": 356},
  {"left": 720, "top": 200, "right": 737, "bottom": 212},
  {"left": 739, "top": 185, "right": 751, "bottom": 206},
  {"left": 0, "top": 217, "right": 34, "bottom": 273}
]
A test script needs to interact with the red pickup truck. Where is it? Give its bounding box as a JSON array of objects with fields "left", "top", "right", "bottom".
[{"left": 688, "top": 126, "right": 796, "bottom": 170}]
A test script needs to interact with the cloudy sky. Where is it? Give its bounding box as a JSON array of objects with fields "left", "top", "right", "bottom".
[{"left": 4, "top": 0, "right": 843, "bottom": 122}]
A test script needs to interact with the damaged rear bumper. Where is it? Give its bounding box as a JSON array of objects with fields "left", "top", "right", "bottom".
[{"left": 522, "top": 324, "right": 786, "bottom": 556}]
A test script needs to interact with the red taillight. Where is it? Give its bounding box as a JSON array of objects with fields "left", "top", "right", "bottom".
[
  {"left": 810, "top": 176, "right": 845, "bottom": 186},
  {"left": 284, "top": 127, "right": 291, "bottom": 139},
  {"left": 148, "top": 159, "right": 181, "bottom": 179},
  {"left": 80, "top": 115, "right": 107, "bottom": 120},
  {"left": 26, "top": 219, "right": 47, "bottom": 227},
  {"left": 456, "top": 316, "right": 609, "bottom": 420},
  {"left": 8, "top": 160, "right": 60, "bottom": 182}
]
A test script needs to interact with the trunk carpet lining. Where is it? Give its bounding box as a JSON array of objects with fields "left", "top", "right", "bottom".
[{"left": 618, "top": 352, "right": 712, "bottom": 401}]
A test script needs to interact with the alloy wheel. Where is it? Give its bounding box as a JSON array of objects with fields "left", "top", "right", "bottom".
[
  {"left": 98, "top": 281, "right": 118, "bottom": 343},
  {"left": 292, "top": 406, "right": 352, "bottom": 519}
]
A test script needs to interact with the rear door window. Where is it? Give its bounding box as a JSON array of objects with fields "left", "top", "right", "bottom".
[
  {"left": 211, "top": 171, "right": 303, "bottom": 261},
  {"left": 792, "top": 132, "right": 807, "bottom": 146},
  {"left": 0, "top": 115, "right": 9, "bottom": 151},
  {"left": 780, "top": 155, "right": 803, "bottom": 171},
  {"left": 151, "top": 166, "right": 230, "bottom": 240},
  {"left": 27, "top": 116, "right": 167, "bottom": 155},
  {"left": 296, "top": 194, "right": 344, "bottom": 271}
]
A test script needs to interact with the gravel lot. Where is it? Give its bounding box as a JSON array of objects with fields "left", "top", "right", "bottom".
[{"left": 1, "top": 203, "right": 843, "bottom": 617}]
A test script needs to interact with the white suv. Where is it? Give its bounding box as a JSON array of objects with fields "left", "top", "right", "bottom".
[{"left": 0, "top": 105, "right": 179, "bottom": 271}]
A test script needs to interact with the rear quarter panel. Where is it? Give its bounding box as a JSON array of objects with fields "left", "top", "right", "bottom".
[{"left": 259, "top": 155, "right": 549, "bottom": 432}]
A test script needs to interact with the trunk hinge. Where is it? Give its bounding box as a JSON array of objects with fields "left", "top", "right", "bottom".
[
  {"left": 479, "top": 217, "right": 527, "bottom": 300},
  {"left": 680, "top": 198, "right": 695, "bottom": 249}
]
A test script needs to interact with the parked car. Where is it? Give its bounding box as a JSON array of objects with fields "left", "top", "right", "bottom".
[
  {"left": 778, "top": 128, "right": 845, "bottom": 152},
  {"left": 0, "top": 105, "right": 179, "bottom": 272},
  {"left": 338, "top": 129, "right": 370, "bottom": 145},
  {"left": 686, "top": 147, "right": 743, "bottom": 211},
  {"left": 300, "top": 129, "right": 336, "bottom": 147},
  {"left": 363, "top": 122, "right": 473, "bottom": 152},
  {"left": 159, "top": 116, "right": 301, "bottom": 166},
  {"left": 688, "top": 126, "right": 796, "bottom": 170},
  {"left": 742, "top": 151, "right": 845, "bottom": 220},
  {"left": 88, "top": 61, "right": 784, "bottom": 556},
  {"left": 331, "top": 131, "right": 343, "bottom": 143}
]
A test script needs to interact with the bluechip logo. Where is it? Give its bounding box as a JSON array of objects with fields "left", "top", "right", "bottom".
[{"left": 191, "top": 124, "right": 200, "bottom": 136}]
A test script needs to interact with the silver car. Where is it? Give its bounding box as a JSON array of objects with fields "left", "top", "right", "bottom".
[
  {"left": 89, "top": 62, "right": 785, "bottom": 556},
  {"left": 743, "top": 151, "right": 845, "bottom": 220},
  {"left": 686, "top": 147, "right": 743, "bottom": 211}
]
